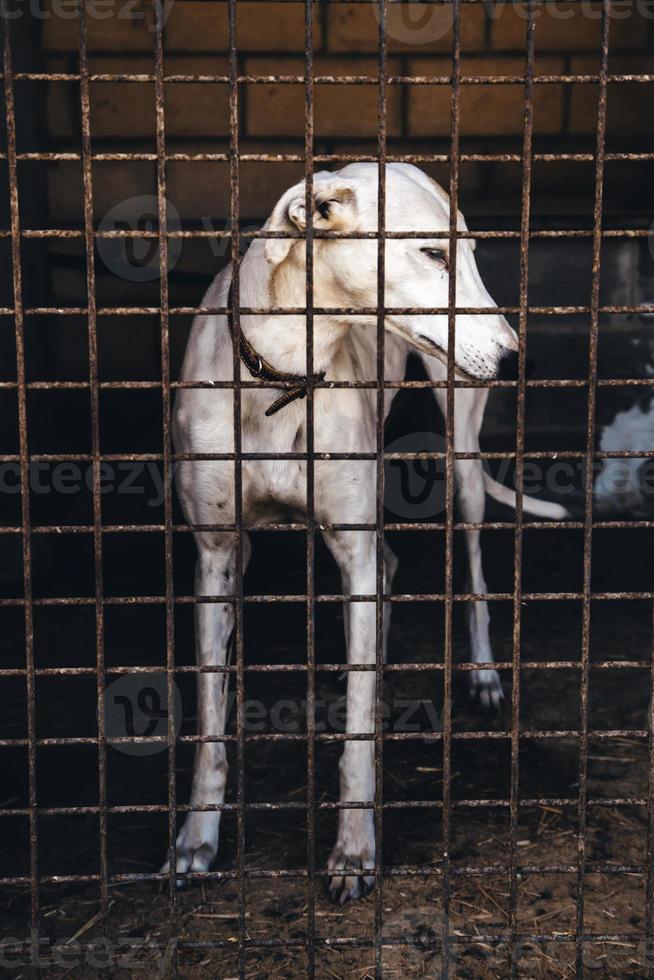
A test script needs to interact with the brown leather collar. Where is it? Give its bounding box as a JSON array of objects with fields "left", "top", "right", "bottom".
[{"left": 226, "top": 282, "right": 326, "bottom": 417}]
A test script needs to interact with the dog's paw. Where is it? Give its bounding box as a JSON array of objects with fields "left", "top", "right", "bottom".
[
  {"left": 469, "top": 667, "right": 504, "bottom": 711},
  {"left": 327, "top": 846, "right": 375, "bottom": 904},
  {"left": 160, "top": 813, "right": 219, "bottom": 888}
]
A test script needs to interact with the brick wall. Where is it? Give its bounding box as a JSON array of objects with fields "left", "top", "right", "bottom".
[{"left": 41, "top": 0, "right": 654, "bottom": 229}]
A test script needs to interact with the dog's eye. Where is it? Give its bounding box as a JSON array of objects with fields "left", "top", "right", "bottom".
[{"left": 421, "top": 247, "right": 449, "bottom": 270}]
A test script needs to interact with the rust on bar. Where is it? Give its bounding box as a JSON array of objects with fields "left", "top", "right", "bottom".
[
  {"left": 576, "top": 1, "right": 610, "bottom": 972},
  {"left": 78, "top": 0, "right": 110, "bottom": 930}
]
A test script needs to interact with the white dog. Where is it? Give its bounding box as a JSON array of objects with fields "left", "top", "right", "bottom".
[{"left": 165, "top": 163, "right": 565, "bottom": 902}]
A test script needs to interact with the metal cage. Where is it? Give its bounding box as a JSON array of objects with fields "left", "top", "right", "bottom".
[{"left": 1, "top": 0, "right": 654, "bottom": 975}]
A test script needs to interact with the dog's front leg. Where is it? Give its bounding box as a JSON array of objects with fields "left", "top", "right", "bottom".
[
  {"left": 161, "top": 532, "right": 251, "bottom": 884},
  {"left": 323, "top": 530, "right": 380, "bottom": 903}
]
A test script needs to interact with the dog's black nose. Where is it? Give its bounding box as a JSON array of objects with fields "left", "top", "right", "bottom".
[{"left": 497, "top": 350, "right": 535, "bottom": 381}]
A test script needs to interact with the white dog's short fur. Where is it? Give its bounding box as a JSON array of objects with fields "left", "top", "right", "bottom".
[{"left": 164, "top": 163, "right": 565, "bottom": 902}]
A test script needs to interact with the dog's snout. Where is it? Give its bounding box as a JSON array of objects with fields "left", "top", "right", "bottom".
[{"left": 497, "top": 349, "right": 535, "bottom": 381}]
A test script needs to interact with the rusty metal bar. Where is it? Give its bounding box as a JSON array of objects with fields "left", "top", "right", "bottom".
[
  {"left": 1, "top": 446, "right": 654, "bottom": 459},
  {"left": 508, "top": 3, "right": 535, "bottom": 971},
  {"left": 227, "top": 2, "right": 247, "bottom": 974},
  {"left": 3, "top": 226, "right": 653, "bottom": 241},
  {"left": 0, "top": 590, "right": 652, "bottom": 608},
  {"left": 442, "top": 0, "right": 461, "bottom": 971},
  {"left": 152, "top": 0, "right": 180, "bottom": 964},
  {"left": 0, "top": 658, "right": 652, "bottom": 677},
  {"left": 78, "top": 0, "right": 109, "bottom": 933},
  {"left": 0, "top": 375, "right": 654, "bottom": 390},
  {"left": 0, "top": 866, "right": 646, "bottom": 885},
  {"left": 1, "top": 2, "right": 40, "bottom": 966},
  {"left": 3, "top": 227, "right": 654, "bottom": 241},
  {"left": 0, "top": 799, "right": 650, "bottom": 819},
  {"left": 374, "top": 1, "right": 388, "bottom": 974},
  {"left": 303, "top": 0, "right": 317, "bottom": 972},
  {"left": 576, "top": 2, "right": 610, "bottom": 972},
  {"left": 4, "top": 521, "right": 654, "bottom": 538},
  {"left": 647, "top": 599, "right": 654, "bottom": 979},
  {"left": 0, "top": 520, "right": 652, "bottom": 535},
  {"left": 1, "top": 151, "right": 653, "bottom": 164},
  {"left": 6, "top": 304, "right": 652, "bottom": 317},
  {"left": 3, "top": 70, "right": 653, "bottom": 84},
  {"left": 0, "top": 726, "right": 651, "bottom": 749},
  {"left": 0, "top": 658, "right": 651, "bottom": 679}
]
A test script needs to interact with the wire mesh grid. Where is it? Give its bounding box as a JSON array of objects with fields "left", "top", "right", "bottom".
[{"left": 1, "top": 0, "right": 653, "bottom": 976}]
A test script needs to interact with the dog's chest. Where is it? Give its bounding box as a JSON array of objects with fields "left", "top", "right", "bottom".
[
  {"left": 243, "top": 464, "right": 306, "bottom": 521},
  {"left": 240, "top": 398, "right": 307, "bottom": 516}
]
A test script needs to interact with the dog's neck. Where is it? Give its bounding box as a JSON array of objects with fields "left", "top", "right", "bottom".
[{"left": 235, "top": 243, "right": 350, "bottom": 378}]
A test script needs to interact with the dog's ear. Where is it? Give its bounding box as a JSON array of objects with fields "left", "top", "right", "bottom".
[{"left": 264, "top": 178, "right": 359, "bottom": 265}]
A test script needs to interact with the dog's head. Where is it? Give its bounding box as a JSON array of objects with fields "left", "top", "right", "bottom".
[{"left": 262, "top": 162, "right": 519, "bottom": 382}]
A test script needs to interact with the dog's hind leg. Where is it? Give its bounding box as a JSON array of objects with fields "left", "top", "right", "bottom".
[
  {"left": 435, "top": 387, "right": 504, "bottom": 709},
  {"left": 456, "top": 455, "right": 504, "bottom": 709},
  {"left": 383, "top": 542, "right": 398, "bottom": 663},
  {"left": 162, "top": 530, "right": 251, "bottom": 883},
  {"left": 322, "top": 528, "right": 386, "bottom": 903}
]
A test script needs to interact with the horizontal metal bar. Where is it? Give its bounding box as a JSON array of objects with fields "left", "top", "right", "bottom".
[
  {"left": 0, "top": 729, "right": 647, "bottom": 749},
  {"left": 3, "top": 72, "right": 653, "bottom": 85},
  {"left": 0, "top": 659, "right": 648, "bottom": 679},
  {"left": 3, "top": 380, "right": 654, "bottom": 395},
  {"left": 7, "top": 151, "right": 654, "bottom": 164},
  {"left": 2, "top": 521, "right": 654, "bottom": 535},
  {"left": 0, "top": 592, "right": 651, "bottom": 610},
  {"left": 0, "top": 447, "right": 652, "bottom": 462},
  {"left": 0, "top": 866, "right": 645, "bottom": 890},
  {"left": 1, "top": 934, "right": 647, "bottom": 962},
  {"left": 1, "top": 521, "right": 653, "bottom": 538},
  {"left": 6, "top": 228, "right": 653, "bottom": 243},
  {"left": 0, "top": 797, "right": 647, "bottom": 819},
  {"left": 6, "top": 226, "right": 654, "bottom": 241},
  {"left": 3, "top": 304, "right": 652, "bottom": 317}
]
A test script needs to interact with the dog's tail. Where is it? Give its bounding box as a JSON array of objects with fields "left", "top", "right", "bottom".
[{"left": 483, "top": 472, "right": 569, "bottom": 519}]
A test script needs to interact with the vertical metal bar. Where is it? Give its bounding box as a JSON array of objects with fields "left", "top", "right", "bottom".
[
  {"left": 78, "top": 0, "right": 108, "bottom": 928},
  {"left": 153, "top": 0, "right": 178, "bottom": 966},
  {"left": 508, "top": 2, "right": 536, "bottom": 973},
  {"left": 2, "top": 3, "right": 39, "bottom": 966},
  {"left": 576, "top": 2, "right": 610, "bottom": 973},
  {"left": 303, "top": 1, "right": 316, "bottom": 976},
  {"left": 374, "top": 0, "right": 388, "bottom": 976},
  {"left": 442, "top": 1, "right": 461, "bottom": 975},
  {"left": 646, "top": 598, "right": 654, "bottom": 978},
  {"left": 227, "top": 2, "right": 246, "bottom": 975}
]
